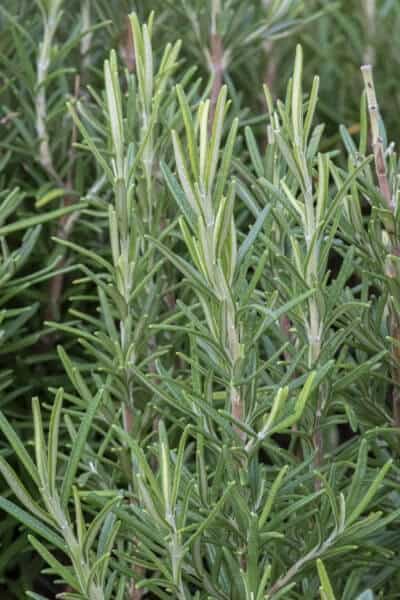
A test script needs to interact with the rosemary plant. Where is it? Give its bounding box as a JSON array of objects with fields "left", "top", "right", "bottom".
[{"left": 0, "top": 2, "right": 400, "bottom": 599}]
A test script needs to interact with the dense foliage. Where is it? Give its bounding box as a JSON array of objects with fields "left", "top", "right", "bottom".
[{"left": 0, "top": 1, "right": 400, "bottom": 598}]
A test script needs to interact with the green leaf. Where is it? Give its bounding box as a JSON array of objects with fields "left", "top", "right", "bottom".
[
  {"left": 32, "top": 398, "right": 47, "bottom": 488},
  {"left": 252, "top": 288, "right": 316, "bottom": 343},
  {"left": 61, "top": 389, "right": 105, "bottom": 508},
  {"left": 259, "top": 465, "right": 289, "bottom": 528},
  {"left": 245, "top": 126, "right": 264, "bottom": 178},
  {"left": 161, "top": 161, "right": 197, "bottom": 228},
  {"left": 83, "top": 495, "right": 122, "bottom": 557},
  {"left": 48, "top": 388, "right": 63, "bottom": 496},
  {"left": 158, "top": 420, "right": 171, "bottom": 517},
  {"left": 214, "top": 117, "right": 239, "bottom": 205},
  {"left": 0, "top": 456, "right": 53, "bottom": 525},
  {"left": 35, "top": 187, "right": 72, "bottom": 208},
  {"left": 346, "top": 460, "right": 393, "bottom": 526},
  {"left": 146, "top": 235, "right": 216, "bottom": 299},
  {"left": 176, "top": 84, "right": 199, "bottom": 180},
  {"left": 185, "top": 481, "right": 235, "bottom": 548},
  {"left": 206, "top": 86, "right": 228, "bottom": 194},
  {"left": 52, "top": 236, "right": 113, "bottom": 273},
  {"left": 68, "top": 101, "right": 113, "bottom": 182},
  {"left": 292, "top": 44, "right": 304, "bottom": 146},
  {"left": 0, "top": 497, "right": 64, "bottom": 550},
  {"left": 28, "top": 535, "right": 79, "bottom": 589},
  {"left": 237, "top": 205, "right": 270, "bottom": 267},
  {"left": 317, "top": 559, "right": 336, "bottom": 600},
  {"left": 0, "top": 203, "right": 87, "bottom": 236},
  {"left": 0, "top": 412, "right": 40, "bottom": 487}
]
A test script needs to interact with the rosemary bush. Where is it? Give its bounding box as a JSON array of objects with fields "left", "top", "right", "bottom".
[{"left": 0, "top": 1, "right": 400, "bottom": 598}]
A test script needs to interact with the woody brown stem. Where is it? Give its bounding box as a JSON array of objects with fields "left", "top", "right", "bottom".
[
  {"left": 361, "top": 65, "right": 400, "bottom": 427},
  {"left": 36, "top": 5, "right": 80, "bottom": 333},
  {"left": 45, "top": 76, "right": 81, "bottom": 324},
  {"left": 43, "top": 0, "right": 94, "bottom": 328},
  {"left": 231, "top": 385, "right": 246, "bottom": 443},
  {"left": 128, "top": 583, "right": 143, "bottom": 600},
  {"left": 120, "top": 15, "right": 136, "bottom": 73},
  {"left": 280, "top": 314, "right": 292, "bottom": 364},
  {"left": 361, "top": 65, "right": 393, "bottom": 209}
]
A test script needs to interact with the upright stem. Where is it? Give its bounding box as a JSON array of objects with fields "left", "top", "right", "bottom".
[
  {"left": 263, "top": 39, "right": 277, "bottom": 95},
  {"left": 209, "top": 0, "right": 224, "bottom": 131},
  {"left": 36, "top": 1, "right": 63, "bottom": 183},
  {"left": 363, "top": 0, "right": 376, "bottom": 66},
  {"left": 119, "top": 224, "right": 135, "bottom": 419},
  {"left": 37, "top": 2, "right": 83, "bottom": 328},
  {"left": 46, "top": 75, "right": 80, "bottom": 323},
  {"left": 80, "top": 0, "right": 93, "bottom": 73},
  {"left": 115, "top": 186, "right": 141, "bottom": 597},
  {"left": 227, "top": 312, "right": 245, "bottom": 443},
  {"left": 361, "top": 65, "right": 400, "bottom": 427},
  {"left": 361, "top": 65, "right": 392, "bottom": 209},
  {"left": 303, "top": 174, "right": 324, "bottom": 483},
  {"left": 41, "top": 1, "right": 90, "bottom": 325}
]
